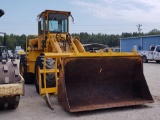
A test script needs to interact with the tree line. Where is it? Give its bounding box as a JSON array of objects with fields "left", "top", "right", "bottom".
[
  {"left": 0, "top": 29, "right": 160, "bottom": 51},
  {"left": 0, "top": 34, "right": 26, "bottom": 51}
]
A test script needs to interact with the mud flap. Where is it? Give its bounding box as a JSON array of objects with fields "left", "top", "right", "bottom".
[{"left": 58, "top": 56, "right": 154, "bottom": 112}]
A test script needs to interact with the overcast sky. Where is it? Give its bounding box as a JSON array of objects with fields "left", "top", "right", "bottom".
[{"left": 0, "top": 0, "right": 160, "bottom": 35}]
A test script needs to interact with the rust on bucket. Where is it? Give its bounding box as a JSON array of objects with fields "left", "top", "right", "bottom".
[{"left": 58, "top": 56, "right": 154, "bottom": 112}]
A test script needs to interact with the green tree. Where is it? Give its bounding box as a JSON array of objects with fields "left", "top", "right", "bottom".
[{"left": 148, "top": 29, "right": 160, "bottom": 35}]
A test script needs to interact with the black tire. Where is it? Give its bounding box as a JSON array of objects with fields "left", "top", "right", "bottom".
[
  {"left": 0, "top": 62, "right": 21, "bottom": 110},
  {"left": 156, "top": 60, "right": 160, "bottom": 63},
  {"left": 0, "top": 95, "right": 20, "bottom": 110},
  {"left": 34, "top": 56, "right": 55, "bottom": 94},
  {"left": 20, "top": 55, "right": 34, "bottom": 84},
  {"left": 142, "top": 56, "right": 148, "bottom": 63}
]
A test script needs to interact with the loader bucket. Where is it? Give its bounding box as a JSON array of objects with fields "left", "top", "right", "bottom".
[{"left": 58, "top": 56, "right": 154, "bottom": 112}]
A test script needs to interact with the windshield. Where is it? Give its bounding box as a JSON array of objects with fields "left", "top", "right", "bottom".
[{"left": 48, "top": 13, "right": 68, "bottom": 33}]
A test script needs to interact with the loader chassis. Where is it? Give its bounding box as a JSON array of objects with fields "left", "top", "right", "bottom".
[{"left": 20, "top": 10, "right": 154, "bottom": 112}]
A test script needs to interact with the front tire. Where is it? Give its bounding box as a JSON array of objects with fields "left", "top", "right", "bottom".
[
  {"left": 142, "top": 56, "right": 148, "bottom": 63},
  {"left": 34, "top": 56, "right": 55, "bottom": 94}
]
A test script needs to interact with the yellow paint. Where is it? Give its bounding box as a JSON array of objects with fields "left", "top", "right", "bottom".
[
  {"left": 0, "top": 76, "right": 24, "bottom": 97},
  {"left": 25, "top": 10, "right": 141, "bottom": 98}
]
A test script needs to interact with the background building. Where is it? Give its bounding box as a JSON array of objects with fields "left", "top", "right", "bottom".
[
  {"left": 83, "top": 43, "right": 108, "bottom": 52},
  {"left": 120, "top": 35, "right": 160, "bottom": 52}
]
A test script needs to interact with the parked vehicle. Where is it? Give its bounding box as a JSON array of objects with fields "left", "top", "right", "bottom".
[
  {"left": 14, "top": 46, "right": 25, "bottom": 59},
  {"left": 103, "top": 47, "right": 121, "bottom": 52},
  {"left": 138, "top": 45, "right": 160, "bottom": 63},
  {"left": 8, "top": 50, "right": 14, "bottom": 58}
]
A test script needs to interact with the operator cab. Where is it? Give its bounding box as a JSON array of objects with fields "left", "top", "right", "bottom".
[{"left": 37, "top": 10, "right": 71, "bottom": 35}]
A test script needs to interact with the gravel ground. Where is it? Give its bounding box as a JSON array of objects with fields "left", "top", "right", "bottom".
[{"left": 0, "top": 61, "right": 160, "bottom": 120}]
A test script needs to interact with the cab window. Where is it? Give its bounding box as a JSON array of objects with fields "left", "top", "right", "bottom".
[
  {"left": 48, "top": 13, "right": 68, "bottom": 33},
  {"left": 156, "top": 46, "right": 160, "bottom": 52}
]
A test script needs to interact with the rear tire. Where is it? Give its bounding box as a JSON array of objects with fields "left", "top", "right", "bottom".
[
  {"left": 34, "top": 56, "right": 55, "bottom": 94},
  {"left": 20, "top": 55, "right": 34, "bottom": 84},
  {"left": 142, "top": 56, "right": 148, "bottom": 63}
]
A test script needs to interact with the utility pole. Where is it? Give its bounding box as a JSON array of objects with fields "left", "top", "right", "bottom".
[{"left": 137, "top": 24, "right": 142, "bottom": 35}]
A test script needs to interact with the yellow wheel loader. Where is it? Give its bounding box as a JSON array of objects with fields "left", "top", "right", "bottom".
[
  {"left": 0, "top": 9, "right": 24, "bottom": 110},
  {"left": 20, "top": 10, "right": 154, "bottom": 112}
]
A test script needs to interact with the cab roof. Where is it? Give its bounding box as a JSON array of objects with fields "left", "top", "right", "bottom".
[{"left": 37, "top": 10, "right": 71, "bottom": 17}]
